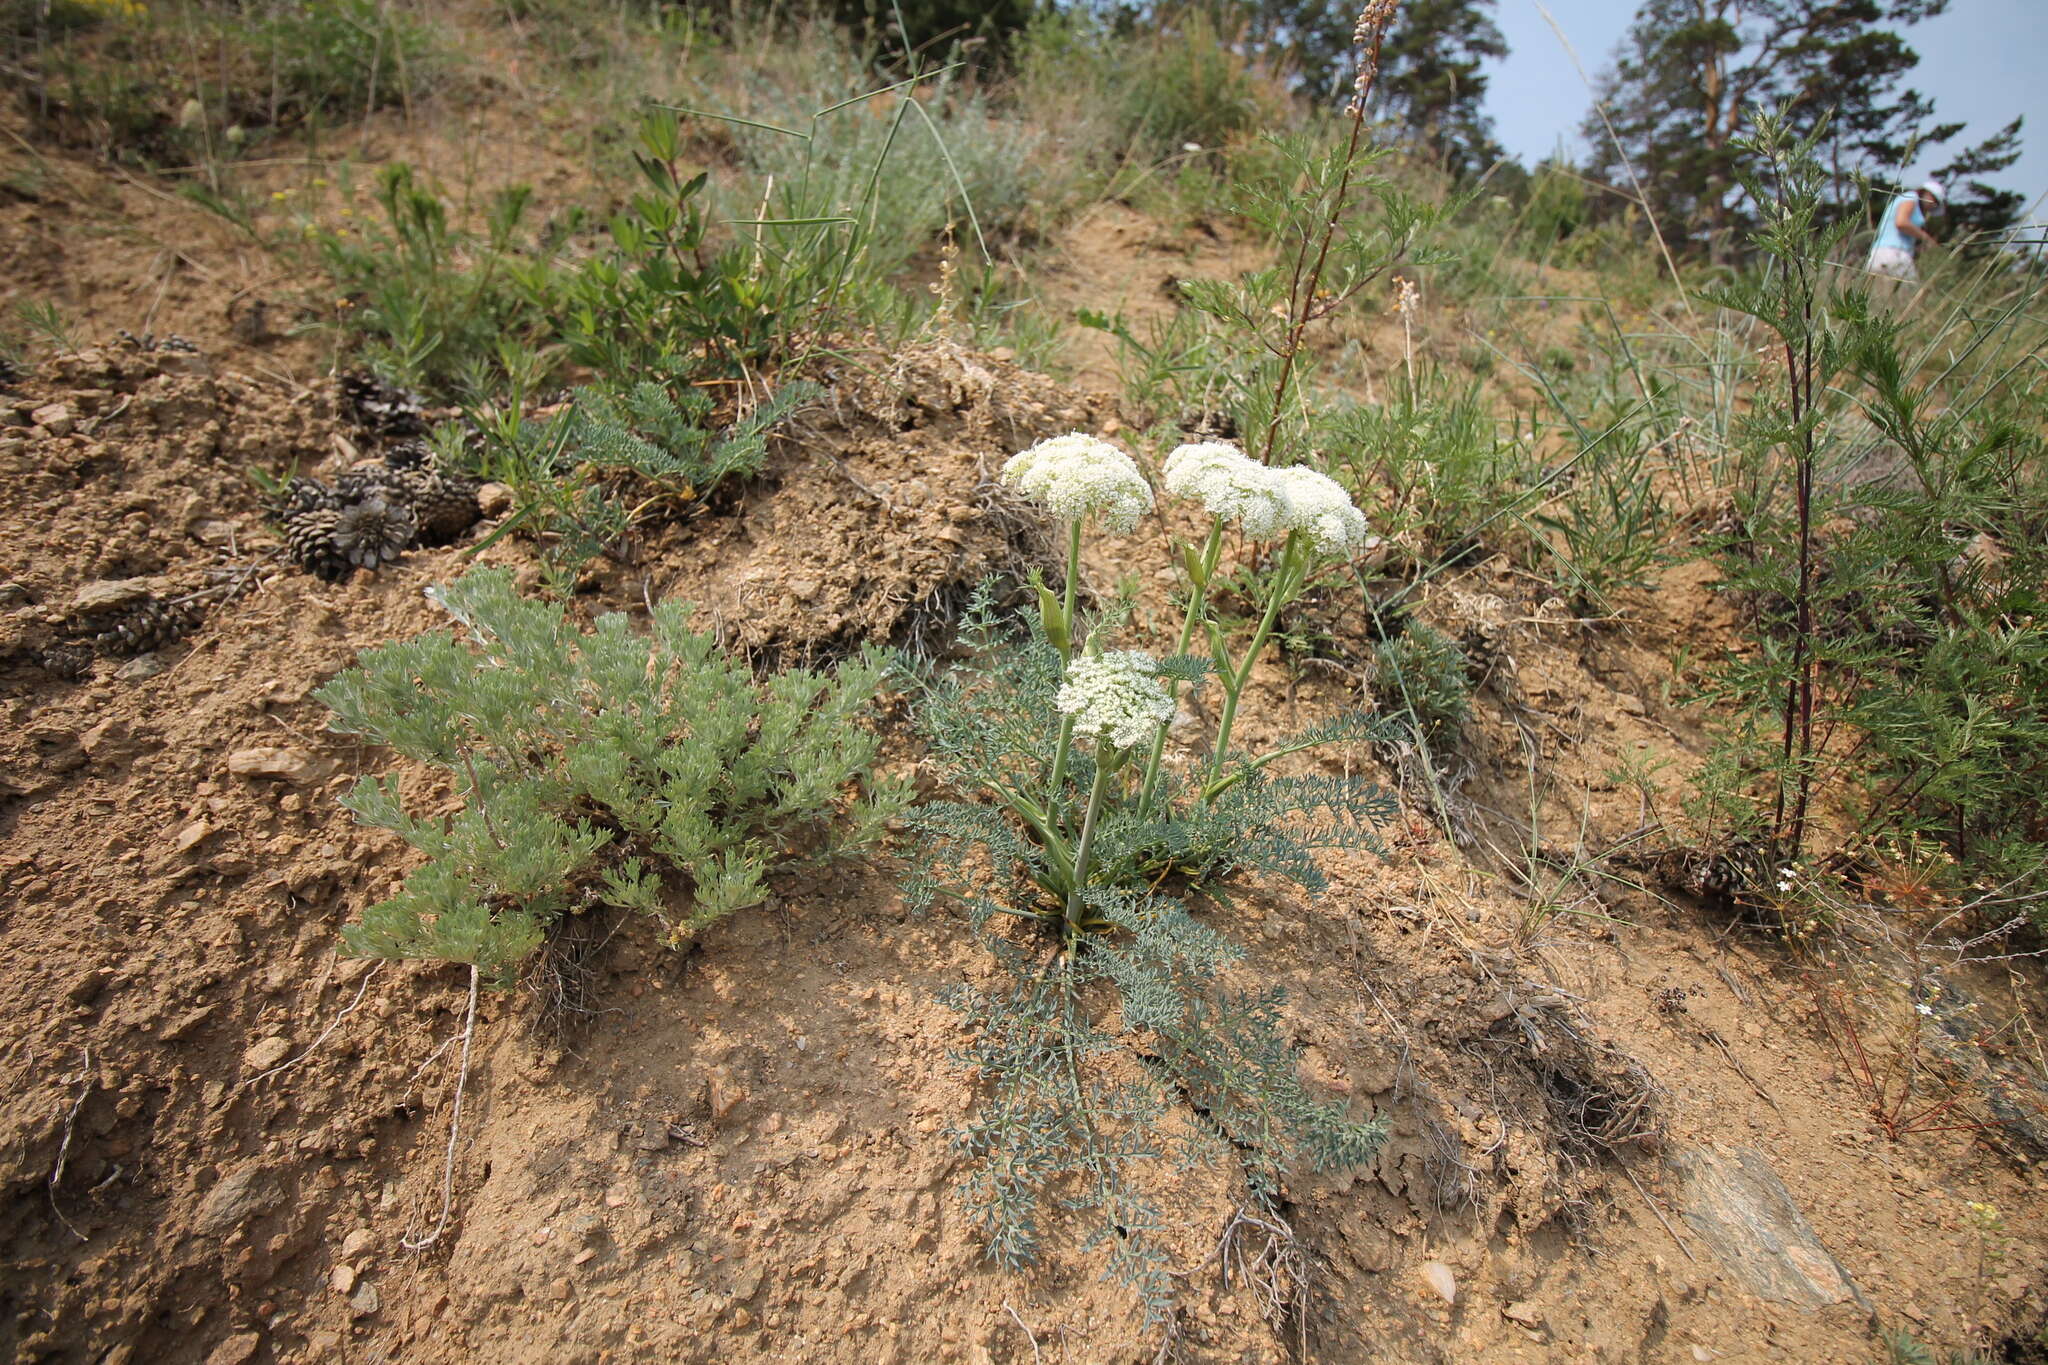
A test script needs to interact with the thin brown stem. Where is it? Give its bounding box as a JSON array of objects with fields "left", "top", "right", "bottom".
[{"left": 1255, "top": 5, "right": 1396, "bottom": 467}]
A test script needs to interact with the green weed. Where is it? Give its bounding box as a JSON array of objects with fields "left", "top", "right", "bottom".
[{"left": 317, "top": 568, "right": 909, "bottom": 986}]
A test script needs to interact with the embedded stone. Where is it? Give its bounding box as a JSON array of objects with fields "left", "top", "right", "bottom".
[
  {"left": 226, "top": 747, "right": 325, "bottom": 784},
  {"left": 1668, "top": 1143, "right": 1868, "bottom": 1310},
  {"left": 243, "top": 1037, "right": 291, "bottom": 1072},
  {"left": 70, "top": 579, "right": 152, "bottom": 614}
]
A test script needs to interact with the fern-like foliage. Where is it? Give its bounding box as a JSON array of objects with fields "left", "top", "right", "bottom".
[
  {"left": 317, "top": 567, "right": 908, "bottom": 985},
  {"left": 567, "top": 375, "right": 813, "bottom": 495},
  {"left": 905, "top": 591, "right": 1393, "bottom": 1323}
]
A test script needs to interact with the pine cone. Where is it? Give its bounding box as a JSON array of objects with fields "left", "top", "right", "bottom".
[
  {"left": 88, "top": 597, "right": 190, "bottom": 656},
  {"left": 116, "top": 330, "right": 200, "bottom": 355},
  {"left": 384, "top": 438, "right": 433, "bottom": 472},
  {"left": 333, "top": 496, "right": 416, "bottom": 571},
  {"left": 337, "top": 370, "right": 427, "bottom": 442},
  {"left": 38, "top": 642, "right": 94, "bottom": 680},
  {"left": 401, "top": 469, "right": 481, "bottom": 546},
  {"left": 335, "top": 464, "right": 411, "bottom": 505},
  {"left": 275, "top": 475, "right": 339, "bottom": 519},
  {"left": 284, "top": 507, "right": 353, "bottom": 582}
]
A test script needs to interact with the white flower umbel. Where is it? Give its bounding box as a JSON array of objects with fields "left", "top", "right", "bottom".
[
  {"left": 1001, "top": 433, "right": 1153, "bottom": 532},
  {"left": 1162, "top": 441, "right": 1293, "bottom": 540},
  {"left": 1273, "top": 465, "right": 1370, "bottom": 556},
  {"left": 1056, "top": 651, "right": 1175, "bottom": 752}
]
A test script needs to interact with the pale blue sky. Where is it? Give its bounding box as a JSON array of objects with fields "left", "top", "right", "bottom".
[{"left": 1485, "top": 0, "right": 2046, "bottom": 213}]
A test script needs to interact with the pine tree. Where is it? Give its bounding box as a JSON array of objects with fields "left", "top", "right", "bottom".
[{"left": 1585, "top": 0, "right": 2026, "bottom": 256}]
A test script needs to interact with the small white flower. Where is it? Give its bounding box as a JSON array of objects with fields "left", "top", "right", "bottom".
[
  {"left": 1271, "top": 465, "right": 1370, "bottom": 555},
  {"left": 1162, "top": 441, "right": 1294, "bottom": 540},
  {"left": 1915, "top": 1003, "right": 1934, "bottom": 1017},
  {"left": 1056, "top": 650, "right": 1175, "bottom": 751},
  {"left": 1001, "top": 433, "right": 1153, "bottom": 532}
]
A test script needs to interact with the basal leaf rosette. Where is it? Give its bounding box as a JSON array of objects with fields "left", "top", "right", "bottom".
[
  {"left": 1056, "top": 650, "right": 1175, "bottom": 753},
  {"left": 1001, "top": 433, "right": 1153, "bottom": 532}
]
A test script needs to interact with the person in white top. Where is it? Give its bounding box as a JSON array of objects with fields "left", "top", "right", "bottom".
[{"left": 1867, "top": 180, "right": 1944, "bottom": 284}]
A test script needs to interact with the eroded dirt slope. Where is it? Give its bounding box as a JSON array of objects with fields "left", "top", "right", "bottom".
[{"left": 2, "top": 116, "right": 2045, "bottom": 1365}]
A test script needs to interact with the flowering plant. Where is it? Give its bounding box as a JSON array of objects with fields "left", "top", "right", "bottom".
[{"left": 907, "top": 429, "right": 1395, "bottom": 1324}]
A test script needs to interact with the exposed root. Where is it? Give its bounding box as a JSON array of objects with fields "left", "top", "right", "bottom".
[
  {"left": 529, "top": 903, "right": 624, "bottom": 1043},
  {"left": 226, "top": 962, "right": 383, "bottom": 1100},
  {"left": 404, "top": 965, "right": 481, "bottom": 1253},
  {"left": 47, "top": 1046, "right": 93, "bottom": 1243},
  {"left": 1484, "top": 986, "right": 1665, "bottom": 1171}
]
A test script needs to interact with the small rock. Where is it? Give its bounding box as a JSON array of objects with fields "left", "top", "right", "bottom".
[
  {"left": 116, "top": 654, "right": 164, "bottom": 681},
  {"left": 708, "top": 1069, "right": 746, "bottom": 1120},
  {"left": 330, "top": 1263, "right": 357, "bottom": 1295},
  {"left": 191, "top": 518, "right": 240, "bottom": 548},
  {"left": 79, "top": 718, "right": 132, "bottom": 759},
  {"left": 203, "top": 1332, "right": 261, "bottom": 1365},
  {"left": 340, "top": 1228, "right": 375, "bottom": 1260},
  {"left": 787, "top": 577, "right": 821, "bottom": 601},
  {"left": 226, "top": 746, "right": 325, "bottom": 784},
  {"left": 70, "top": 578, "right": 151, "bottom": 614},
  {"left": 32, "top": 402, "right": 74, "bottom": 437},
  {"left": 173, "top": 820, "right": 215, "bottom": 854},
  {"left": 349, "top": 1283, "right": 380, "bottom": 1317},
  {"left": 1502, "top": 1301, "right": 1542, "bottom": 1327},
  {"left": 477, "top": 483, "right": 515, "bottom": 517},
  {"left": 194, "top": 1163, "right": 285, "bottom": 1234},
  {"left": 67, "top": 968, "right": 113, "bottom": 1006},
  {"left": 1419, "top": 1260, "right": 1457, "bottom": 1304},
  {"left": 635, "top": 1120, "right": 670, "bottom": 1152},
  {"left": 1668, "top": 1143, "right": 1867, "bottom": 1310},
  {"left": 243, "top": 1036, "right": 292, "bottom": 1071}
]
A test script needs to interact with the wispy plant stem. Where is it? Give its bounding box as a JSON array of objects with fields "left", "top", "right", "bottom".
[{"left": 1256, "top": 4, "right": 1394, "bottom": 466}]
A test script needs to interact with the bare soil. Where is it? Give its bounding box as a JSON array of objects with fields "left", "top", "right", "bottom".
[{"left": 3, "top": 111, "right": 2045, "bottom": 1365}]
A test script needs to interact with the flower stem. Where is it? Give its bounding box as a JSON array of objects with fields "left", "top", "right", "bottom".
[
  {"left": 1047, "top": 712, "right": 1076, "bottom": 815},
  {"left": 1209, "top": 535, "right": 1303, "bottom": 783},
  {"left": 1138, "top": 520, "right": 1222, "bottom": 817},
  {"left": 1045, "top": 518, "right": 1085, "bottom": 814},
  {"left": 1064, "top": 744, "right": 1115, "bottom": 934},
  {"left": 1059, "top": 518, "right": 1082, "bottom": 662}
]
